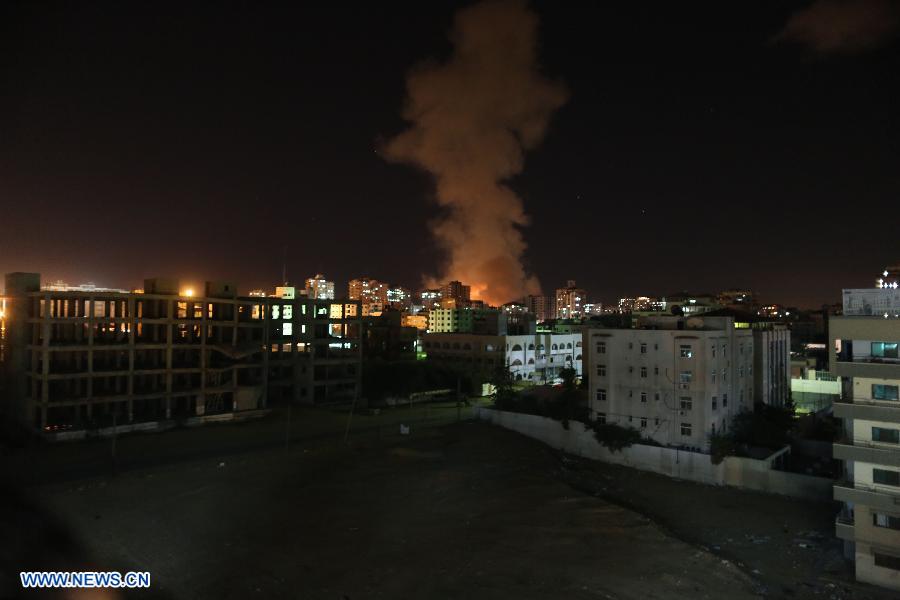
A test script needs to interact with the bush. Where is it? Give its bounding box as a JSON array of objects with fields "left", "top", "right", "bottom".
[
  {"left": 591, "top": 422, "right": 642, "bottom": 453},
  {"left": 709, "top": 433, "right": 737, "bottom": 465}
]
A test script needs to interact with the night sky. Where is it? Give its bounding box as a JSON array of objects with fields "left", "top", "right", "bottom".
[{"left": 1, "top": 1, "right": 898, "bottom": 306}]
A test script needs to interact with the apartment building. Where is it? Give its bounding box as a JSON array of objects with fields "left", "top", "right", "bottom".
[
  {"left": 555, "top": 280, "right": 586, "bottom": 319},
  {"left": 423, "top": 331, "right": 582, "bottom": 386},
  {"left": 2, "top": 272, "right": 361, "bottom": 434},
  {"left": 831, "top": 287, "right": 900, "bottom": 591},
  {"left": 585, "top": 315, "right": 754, "bottom": 450}
]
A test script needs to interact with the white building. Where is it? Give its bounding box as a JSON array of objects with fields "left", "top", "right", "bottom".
[
  {"left": 555, "top": 280, "right": 586, "bottom": 319},
  {"left": 422, "top": 332, "right": 583, "bottom": 385},
  {"left": 305, "top": 274, "right": 335, "bottom": 300},
  {"left": 586, "top": 315, "right": 753, "bottom": 450},
  {"left": 831, "top": 286, "right": 900, "bottom": 591}
]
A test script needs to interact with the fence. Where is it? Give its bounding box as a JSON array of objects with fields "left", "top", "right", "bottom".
[{"left": 476, "top": 407, "right": 833, "bottom": 501}]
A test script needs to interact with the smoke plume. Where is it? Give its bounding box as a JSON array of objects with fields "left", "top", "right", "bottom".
[
  {"left": 774, "top": 0, "right": 900, "bottom": 54},
  {"left": 383, "top": 0, "right": 567, "bottom": 305}
]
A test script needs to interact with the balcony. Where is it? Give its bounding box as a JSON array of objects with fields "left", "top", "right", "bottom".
[
  {"left": 834, "top": 438, "right": 900, "bottom": 467},
  {"left": 834, "top": 398, "right": 900, "bottom": 422},
  {"left": 835, "top": 515, "right": 855, "bottom": 541},
  {"left": 834, "top": 481, "right": 900, "bottom": 511}
]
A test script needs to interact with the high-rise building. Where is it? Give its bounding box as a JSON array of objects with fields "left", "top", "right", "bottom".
[
  {"left": 525, "top": 294, "right": 551, "bottom": 322},
  {"left": 832, "top": 282, "right": 900, "bottom": 591},
  {"left": 555, "top": 280, "right": 586, "bottom": 319},
  {"left": 305, "top": 274, "right": 335, "bottom": 300},
  {"left": 419, "top": 288, "right": 442, "bottom": 310},
  {"left": 586, "top": 315, "right": 754, "bottom": 449},
  {"left": 441, "top": 280, "right": 471, "bottom": 305},
  {"left": 348, "top": 277, "right": 389, "bottom": 316}
]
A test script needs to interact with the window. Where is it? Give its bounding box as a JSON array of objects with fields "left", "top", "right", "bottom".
[
  {"left": 654, "top": 366, "right": 659, "bottom": 375},
  {"left": 679, "top": 345, "right": 693, "bottom": 358},
  {"left": 739, "top": 366, "right": 743, "bottom": 377},
  {"left": 873, "top": 384, "right": 900, "bottom": 401},
  {"left": 873, "top": 427, "right": 900, "bottom": 444},
  {"left": 874, "top": 469, "right": 900, "bottom": 486},
  {"left": 282, "top": 323, "right": 293, "bottom": 336},
  {"left": 640, "top": 343, "right": 647, "bottom": 354},
  {"left": 722, "top": 394, "right": 728, "bottom": 407},
  {"left": 679, "top": 371, "right": 692, "bottom": 383},
  {"left": 654, "top": 417, "right": 659, "bottom": 426},
  {"left": 597, "top": 365, "right": 606, "bottom": 377},
  {"left": 874, "top": 552, "right": 900, "bottom": 571},
  {"left": 628, "top": 342, "right": 633, "bottom": 349},
  {"left": 872, "top": 342, "right": 899, "bottom": 359},
  {"left": 629, "top": 366, "right": 634, "bottom": 373},
  {"left": 654, "top": 343, "right": 658, "bottom": 350},
  {"left": 680, "top": 397, "right": 692, "bottom": 410},
  {"left": 711, "top": 397, "right": 717, "bottom": 410},
  {"left": 596, "top": 389, "right": 607, "bottom": 401},
  {"left": 654, "top": 392, "right": 660, "bottom": 401},
  {"left": 681, "top": 423, "right": 692, "bottom": 436},
  {"left": 597, "top": 342, "right": 606, "bottom": 354},
  {"left": 641, "top": 392, "right": 647, "bottom": 403},
  {"left": 596, "top": 413, "right": 606, "bottom": 424},
  {"left": 873, "top": 513, "right": 900, "bottom": 530},
  {"left": 640, "top": 367, "right": 647, "bottom": 378},
  {"left": 640, "top": 417, "right": 647, "bottom": 429},
  {"left": 711, "top": 370, "right": 716, "bottom": 383},
  {"left": 711, "top": 345, "right": 716, "bottom": 358}
]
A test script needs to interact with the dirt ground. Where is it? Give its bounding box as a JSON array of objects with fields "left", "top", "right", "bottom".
[{"left": 2, "top": 419, "right": 891, "bottom": 599}]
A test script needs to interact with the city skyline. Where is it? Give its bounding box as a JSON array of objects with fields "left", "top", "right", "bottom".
[{"left": 2, "top": 2, "right": 898, "bottom": 306}]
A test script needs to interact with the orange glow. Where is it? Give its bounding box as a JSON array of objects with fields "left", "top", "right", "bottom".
[{"left": 183, "top": 289, "right": 195, "bottom": 298}]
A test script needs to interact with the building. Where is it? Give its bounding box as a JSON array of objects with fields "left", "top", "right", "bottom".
[
  {"left": 419, "top": 288, "right": 442, "bottom": 310},
  {"left": 585, "top": 315, "right": 754, "bottom": 450},
  {"left": 427, "top": 307, "right": 509, "bottom": 335},
  {"left": 386, "top": 286, "right": 412, "bottom": 310},
  {"left": 525, "top": 294, "right": 551, "bottom": 322},
  {"left": 441, "top": 280, "right": 471, "bottom": 306},
  {"left": 401, "top": 313, "right": 429, "bottom": 331},
  {"left": 2, "top": 272, "right": 362, "bottom": 435},
  {"left": 348, "top": 277, "right": 390, "bottom": 311},
  {"left": 422, "top": 331, "right": 583, "bottom": 386},
  {"left": 556, "top": 280, "right": 586, "bottom": 319},
  {"left": 362, "top": 310, "right": 418, "bottom": 362},
  {"left": 305, "top": 273, "right": 335, "bottom": 300},
  {"left": 831, "top": 286, "right": 900, "bottom": 591},
  {"left": 717, "top": 289, "right": 757, "bottom": 311}
]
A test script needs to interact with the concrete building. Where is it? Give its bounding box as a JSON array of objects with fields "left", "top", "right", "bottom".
[
  {"left": 752, "top": 323, "right": 791, "bottom": 407},
  {"left": 441, "top": 280, "right": 471, "bottom": 306},
  {"left": 348, "top": 277, "right": 390, "bottom": 317},
  {"left": 831, "top": 287, "right": 900, "bottom": 591},
  {"left": 556, "top": 281, "right": 586, "bottom": 319},
  {"left": 585, "top": 315, "right": 754, "bottom": 450},
  {"left": 2, "top": 272, "right": 361, "bottom": 435},
  {"left": 422, "top": 331, "right": 583, "bottom": 386},
  {"left": 305, "top": 274, "right": 335, "bottom": 300},
  {"left": 525, "top": 294, "right": 551, "bottom": 322},
  {"left": 427, "top": 307, "right": 509, "bottom": 335}
]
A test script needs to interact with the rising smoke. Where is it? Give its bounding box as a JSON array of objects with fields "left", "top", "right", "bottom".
[{"left": 383, "top": 0, "right": 567, "bottom": 306}]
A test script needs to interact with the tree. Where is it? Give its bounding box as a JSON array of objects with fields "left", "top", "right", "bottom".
[
  {"left": 491, "top": 362, "right": 517, "bottom": 410},
  {"left": 592, "top": 422, "right": 642, "bottom": 453}
]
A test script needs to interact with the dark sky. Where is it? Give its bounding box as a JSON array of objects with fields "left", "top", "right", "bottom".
[{"left": 1, "top": 1, "right": 898, "bottom": 306}]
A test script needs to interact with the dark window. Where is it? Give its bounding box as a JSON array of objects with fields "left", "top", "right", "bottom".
[
  {"left": 874, "top": 469, "right": 900, "bottom": 486},
  {"left": 874, "top": 552, "right": 900, "bottom": 571},
  {"left": 873, "top": 513, "right": 900, "bottom": 530},
  {"left": 873, "top": 384, "right": 900, "bottom": 401},
  {"left": 873, "top": 427, "right": 900, "bottom": 444}
]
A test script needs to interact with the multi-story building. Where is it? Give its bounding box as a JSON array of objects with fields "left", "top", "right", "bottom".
[
  {"left": 441, "top": 280, "right": 471, "bottom": 306},
  {"left": 386, "top": 286, "right": 412, "bottom": 310},
  {"left": 717, "top": 289, "right": 757, "bottom": 312},
  {"left": 348, "top": 277, "right": 389, "bottom": 308},
  {"left": 419, "top": 288, "right": 442, "bottom": 310},
  {"left": 427, "top": 307, "right": 510, "bottom": 335},
  {"left": 831, "top": 286, "right": 900, "bottom": 591},
  {"left": 422, "top": 331, "right": 582, "bottom": 386},
  {"left": 585, "top": 315, "right": 754, "bottom": 450},
  {"left": 556, "top": 280, "right": 586, "bottom": 319},
  {"left": 305, "top": 273, "right": 335, "bottom": 300},
  {"left": 2, "top": 272, "right": 361, "bottom": 435},
  {"left": 525, "top": 294, "right": 551, "bottom": 322}
]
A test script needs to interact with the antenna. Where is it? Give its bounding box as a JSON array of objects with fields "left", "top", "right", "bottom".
[{"left": 282, "top": 244, "right": 288, "bottom": 286}]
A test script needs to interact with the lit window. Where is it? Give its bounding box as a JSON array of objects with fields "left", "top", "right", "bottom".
[
  {"left": 679, "top": 345, "right": 692, "bottom": 358},
  {"left": 283, "top": 323, "right": 293, "bottom": 336}
]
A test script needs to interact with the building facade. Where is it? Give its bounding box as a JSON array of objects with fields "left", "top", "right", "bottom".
[
  {"left": 525, "top": 294, "right": 551, "bottom": 322},
  {"left": 2, "top": 273, "right": 361, "bottom": 435},
  {"left": 831, "top": 292, "right": 900, "bottom": 591},
  {"left": 422, "top": 332, "right": 583, "bottom": 386},
  {"left": 586, "top": 316, "right": 753, "bottom": 450},
  {"left": 305, "top": 274, "right": 335, "bottom": 300},
  {"left": 555, "top": 280, "right": 586, "bottom": 319}
]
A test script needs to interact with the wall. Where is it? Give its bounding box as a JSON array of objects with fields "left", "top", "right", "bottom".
[{"left": 476, "top": 407, "right": 832, "bottom": 501}]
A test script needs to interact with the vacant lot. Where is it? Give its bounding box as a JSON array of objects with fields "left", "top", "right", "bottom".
[{"left": 3, "top": 418, "right": 891, "bottom": 599}]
